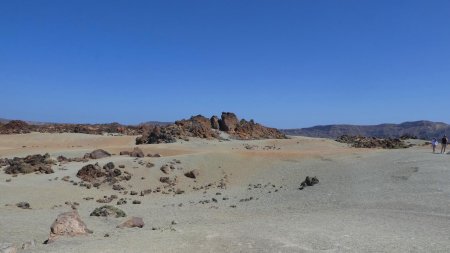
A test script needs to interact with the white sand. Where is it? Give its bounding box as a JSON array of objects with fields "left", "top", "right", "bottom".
[{"left": 1, "top": 133, "right": 449, "bottom": 252}]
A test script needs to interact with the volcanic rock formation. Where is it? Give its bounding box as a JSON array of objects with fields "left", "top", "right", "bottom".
[{"left": 136, "top": 112, "right": 286, "bottom": 144}]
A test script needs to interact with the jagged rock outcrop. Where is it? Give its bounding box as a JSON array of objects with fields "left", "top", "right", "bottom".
[
  {"left": 0, "top": 120, "right": 31, "bottom": 134},
  {"left": 175, "top": 115, "right": 218, "bottom": 139},
  {"left": 136, "top": 126, "right": 178, "bottom": 144},
  {"left": 234, "top": 119, "right": 286, "bottom": 140},
  {"left": 3, "top": 154, "right": 54, "bottom": 174},
  {"left": 136, "top": 112, "right": 286, "bottom": 144}
]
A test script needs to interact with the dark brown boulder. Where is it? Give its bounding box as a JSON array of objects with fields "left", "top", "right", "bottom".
[
  {"left": 219, "top": 112, "right": 239, "bottom": 132},
  {"left": 184, "top": 169, "right": 199, "bottom": 179},
  {"left": 103, "top": 162, "right": 115, "bottom": 171},
  {"left": 160, "top": 177, "right": 170, "bottom": 184},
  {"left": 4, "top": 154, "right": 54, "bottom": 175},
  {"left": 76, "top": 164, "right": 105, "bottom": 182},
  {"left": 160, "top": 165, "right": 170, "bottom": 174},
  {"left": 299, "top": 176, "right": 319, "bottom": 189},
  {"left": 16, "top": 202, "right": 31, "bottom": 209}
]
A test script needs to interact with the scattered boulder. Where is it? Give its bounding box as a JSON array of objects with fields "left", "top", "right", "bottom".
[
  {"left": 117, "top": 199, "right": 127, "bottom": 205},
  {"left": 160, "top": 177, "right": 170, "bottom": 184},
  {"left": 45, "top": 210, "right": 92, "bottom": 244},
  {"left": 76, "top": 162, "right": 130, "bottom": 188},
  {"left": 130, "top": 147, "right": 144, "bottom": 157},
  {"left": 184, "top": 169, "right": 199, "bottom": 179},
  {"left": 119, "top": 151, "right": 130, "bottom": 156},
  {"left": 76, "top": 164, "right": 105, "bottom": 182},
  {"left": 16, "top": 202, "right": 30, "bottom": 209},
  {"left": 299, "top": 176, "right": 319, "bottom": 190},
  {"left": 3, "top": 153, "right": 54, "bottom": 175},
  {"left": 160, "top": 165, "right": 170, "bottom": 174},
  {"left": 84, "top": 149, "right": 111, "bottom": 159},
  {"left": 117, "top": 217, "right": 144, "bottom": 228},
  {"left": 90, "top": 205, "right": 126, "bottom": 218},
  {"left": 0, "top": 159, "right": 7, "bottom": 167},
  {"left": 103, "top": 162, "right": 115, "bottom": 171}
]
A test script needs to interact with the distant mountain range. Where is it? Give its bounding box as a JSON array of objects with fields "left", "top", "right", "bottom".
[
  {"left": 0, "top": 118, "right": 172, "bottom": 127},
  {"left": 282, "top": 121, "right": 450, "bottom": 140}
]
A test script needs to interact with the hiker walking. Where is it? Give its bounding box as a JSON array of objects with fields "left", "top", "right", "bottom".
[
  {"left": 431, "top": 138, "right": 438, "bottom": 153},
  {"left": 441, "top": 135, "right": 448, "bottom": 154}
]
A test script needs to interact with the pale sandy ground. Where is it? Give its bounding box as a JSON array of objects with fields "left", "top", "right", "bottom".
[{"left": 1, "top": 133, "right": 450, "bottom": 252}]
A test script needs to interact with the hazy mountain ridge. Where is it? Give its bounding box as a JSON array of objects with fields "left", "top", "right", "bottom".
[{"left": 282, "top": 120, "right": 450, "bottom": 140}]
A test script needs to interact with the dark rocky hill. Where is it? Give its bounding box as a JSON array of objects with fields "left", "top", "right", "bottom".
[{"left": 282, "top": 121, "right": 450, "bottom": 140}]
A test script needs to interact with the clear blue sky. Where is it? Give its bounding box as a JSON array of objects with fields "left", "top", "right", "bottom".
[{"left": 1, "top": 0, "right": 449, "bottom": 128}]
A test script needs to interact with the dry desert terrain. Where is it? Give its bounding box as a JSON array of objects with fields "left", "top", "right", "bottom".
[{"left": 1, "top": 133, "right": 450, "bottom": 252}]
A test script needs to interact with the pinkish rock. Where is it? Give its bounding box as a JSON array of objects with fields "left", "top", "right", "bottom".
[
  {"left": 45, "top": 210, "right": 92, "bottom": 244},
  {"left": 117, "top": 217, "right": 144, "bottom": 228}
]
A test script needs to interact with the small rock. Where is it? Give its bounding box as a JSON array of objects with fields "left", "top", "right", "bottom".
[
  {"left": 21, "top": 240, "right": 35, "bottom": 250},
  {"left": 117, "top": 199, "right": 127, "bottom": 205},
  {"left": 16, "top": 202, "right": 30, "bottom": 209},
  {"left": 184, "top": 169, "right": 199, "bottom": 179},
  {"left": 160, "top": 166, "right": 170, "bottom": 174},
  {"left": 132, "top": 200, "right": 141, "bottom": 204}
]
